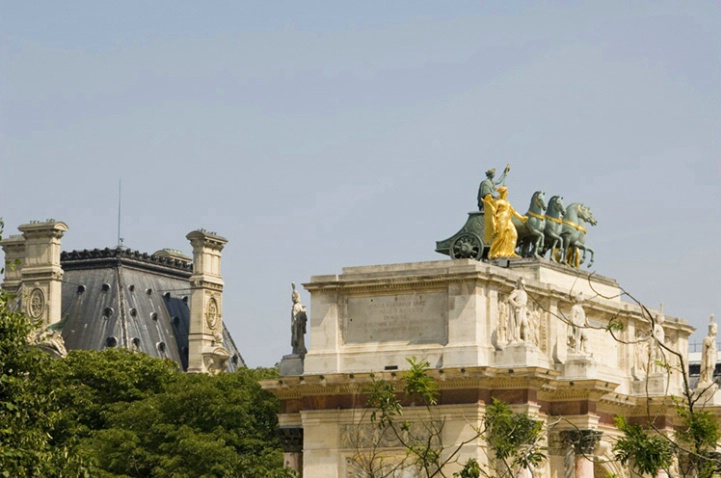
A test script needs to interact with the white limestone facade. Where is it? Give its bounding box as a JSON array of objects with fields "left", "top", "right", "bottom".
[{"left": 265, "top": 258, "right": 695, "bottom": 478}]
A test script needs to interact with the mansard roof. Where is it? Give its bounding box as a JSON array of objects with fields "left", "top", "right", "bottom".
[{"left": 58, "top": 247, "right": 245, "bottom": 371}]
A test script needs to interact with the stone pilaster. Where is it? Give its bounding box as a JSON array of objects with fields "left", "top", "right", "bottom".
[
  {"left": 17, "top": 220, "right": 68, "bottom": 325},
  {"left": 186, "top": 229, "right": 229, "bottom": 373},
  {"left": 560, "top": 429, "right": 602, "bottom": 478},
  {"left": 0, "top": 234, "right": 25, "bottom": 294}
]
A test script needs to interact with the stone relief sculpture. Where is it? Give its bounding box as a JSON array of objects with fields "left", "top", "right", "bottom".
[
  {"left": 291, "top": 282, "right": 308, "bottom": 357},
  {"left": 699, "top": 314, "right": 717, "bottom": 385},
  {"left": 633, "top": 327, "right": 650, "bottom": 379},
  {"left": 650, "top": 305, "right": 666, "bottom": 374},
  {"left": 567, "top": 293, "right": 589, "bottom": 355},
  {"left": 484, "top": 186, "right": 528, "bottom": 259},
  {"left": 507, "top": 278, "right": 529, "bottom": 343},
  {"left": 477, "top": 164, "right": 510, "bottom": 211},
  {"left": 30, "top": 325, "right": 67, "bottom": 358},
  {"left": 634, "top": 305, "right": 670, "bottom": 379},
  {"left": 497, "top": 297, "right": 509, "bottom": 346},
  {"left": 529, "top": 304, "right": 542, "bottom": 348}
]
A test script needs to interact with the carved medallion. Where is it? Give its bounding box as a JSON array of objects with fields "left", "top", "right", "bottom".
[
  {"left": 205, "top": 297, "right": 219, "bottom": 331},
  {"left": 28, "top": 288, "right": 45, "bottom": 318}
]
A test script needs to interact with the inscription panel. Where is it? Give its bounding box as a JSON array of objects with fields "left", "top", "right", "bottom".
[{"left": 343, "top": 292, "right": 448, "bottom": 344}]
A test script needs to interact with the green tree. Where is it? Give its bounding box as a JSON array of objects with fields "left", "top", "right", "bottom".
[
  {"left": 0, "top": 219, "right": 86, "bottom": 476},
  {"left": 75, "top": 367, "right": 293, "bottom": 477},
  {"left": 41, "top": 349, "right": 293, "bottom": 477},
  {"left": 612, "top": 415, "right": 674, "bottom": 477},
  {"left": 483, "top": 399, "right": 545, "bottom": 477}
]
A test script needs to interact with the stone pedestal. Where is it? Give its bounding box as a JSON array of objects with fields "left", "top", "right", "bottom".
[
  {"left": 632, "top": 373, "right": 668, "bottom": 396},
  {"left": 279, "top": 354, "right": 304, "bottom": 376},
  {"left": 693, "top": 382, "right": 721, "bottom": 405},
  {"left": 563, "top": 353, "right": 595, "bottom": 380},
  {"left": 495, "top": 342, "right": 539, "bottom": 368}
]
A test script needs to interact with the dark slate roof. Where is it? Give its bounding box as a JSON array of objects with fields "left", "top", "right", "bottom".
[{"left": 59, "top": 247, "right": 246, "bottom": 371}]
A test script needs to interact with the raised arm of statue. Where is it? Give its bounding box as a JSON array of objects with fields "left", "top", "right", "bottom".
[
  {"left": 495, "top": 163, "right": 510, "bottom": 186},
  {"left": 478, "top": 164, "right": 510, "bottom": 211}
]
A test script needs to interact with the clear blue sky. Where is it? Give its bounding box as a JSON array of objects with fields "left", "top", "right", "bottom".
[{"left": 1, "top": 2, "right": 719, "bottom": 366}]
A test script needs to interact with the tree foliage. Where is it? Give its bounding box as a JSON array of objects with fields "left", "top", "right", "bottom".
[
  {"left": 483, "top": 399, "right": 544, "bottom": 474},
  {"left": 612, "top": 415, "right": 674, "bottom": 476},
  {"left": 42, "top": 351, "right": 294, "bottom": 478},
  {"left": 0, "top": 284, "right": 88, "bottom": 476},
  {"left": 0, "top": 220, "right": 87, "bottom": 476}
]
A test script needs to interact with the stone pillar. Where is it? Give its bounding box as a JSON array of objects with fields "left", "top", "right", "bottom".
[
  {"left": 0, "top": 234, "right": 25, "bottom": 294},
  {"left": 186, "top": 229, "right": 229, "bottom": 374},
  {"left": 561, "top": 429, "right": 602, "bottom": 478},
  {"left": 278, "top": 427, "right": 303, "bottom": 477},
  {"left": 16, "top": 220, "right": 68, "bottom": 326}
]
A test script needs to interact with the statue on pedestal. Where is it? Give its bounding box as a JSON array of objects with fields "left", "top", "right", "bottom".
[
  {"left": 700, "top": 314, "right": 717, "bottom": 385},
  {"left": 291, "top": 283, "right": 308, "bottom": 357},
  {"left": 477, "top": 164, "right": 510, "bottom": 211},
  {"left": 567, "top": 293, "right": 589, "bottom": 355},
  {"left": 484, "top": 186, "right": 528, "bottom": 259},
  {"left": 649, "top": 304, "right": 666, "bottom": 374},
  {"left": 507, "top": 278, "right": 529, "bottom": 343}
]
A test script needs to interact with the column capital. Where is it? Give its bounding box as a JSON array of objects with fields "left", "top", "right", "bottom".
[{"left": 560, "top": 429, "right": 602, "bottom": 455}]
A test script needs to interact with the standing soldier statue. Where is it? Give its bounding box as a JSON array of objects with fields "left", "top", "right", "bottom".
[
  {"left": 700, "top": 314, "right": 717, "bottom": 385},
  {"left": 507, "top": 278, "right": 529, "bottom": 343},
  {"left": 291, "top": 283, "right": 308, "bottom": 357}
]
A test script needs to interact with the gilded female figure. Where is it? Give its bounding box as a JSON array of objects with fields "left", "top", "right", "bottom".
[{"left": 484, "top": 186, "right": 527, "bottom": 259}]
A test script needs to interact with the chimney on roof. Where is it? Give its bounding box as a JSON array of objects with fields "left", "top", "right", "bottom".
[
  {"left": 186, "top": 229, "right": 230, "bottom": 374},
  {"left": 1, "top": 234, "right": 26, "bottom": 295},
  {"left": 16, "top": 220, "right": 69, "bottom": 326}
]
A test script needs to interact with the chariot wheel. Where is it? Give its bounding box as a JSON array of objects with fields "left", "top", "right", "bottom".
[{"left": 450, "top": 233, "right": 483, "bottom": 260}]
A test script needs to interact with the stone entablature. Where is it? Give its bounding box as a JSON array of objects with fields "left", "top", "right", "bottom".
[{"left": 301, "top": 258, "right": 691, "bottom": 397}]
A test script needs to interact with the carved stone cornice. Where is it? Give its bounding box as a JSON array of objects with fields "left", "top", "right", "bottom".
[
  {"left": 186, "top": 229, "right": 228, "bottom": 251},
  {"left": 20, "top": 269, "right": 64, "bottom": 281},
  {"left": 190, "top": 279, "right": 223, "bottom": 291},
  {"left": 61, "top": 248, "right": 193, "bottom": 277},
  {"left": 537, "top": 379, "right": 620, "bottom": 402},
  {"left": 18, "top": 220, "right": 68, "bottom": 240},
  {"left": 263, "top": 366, "right": 563, "bottom": 404}
]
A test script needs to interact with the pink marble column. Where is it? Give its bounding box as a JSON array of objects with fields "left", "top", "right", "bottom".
[
  {"left": 283, "top": 453, "right": 302, "bottom": 476},
  {"left": 574, "top": 454, "right": 594, "bottom": 478},
  {"left": 516, "top": 468, "right": 532, "bottom": 478}
]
